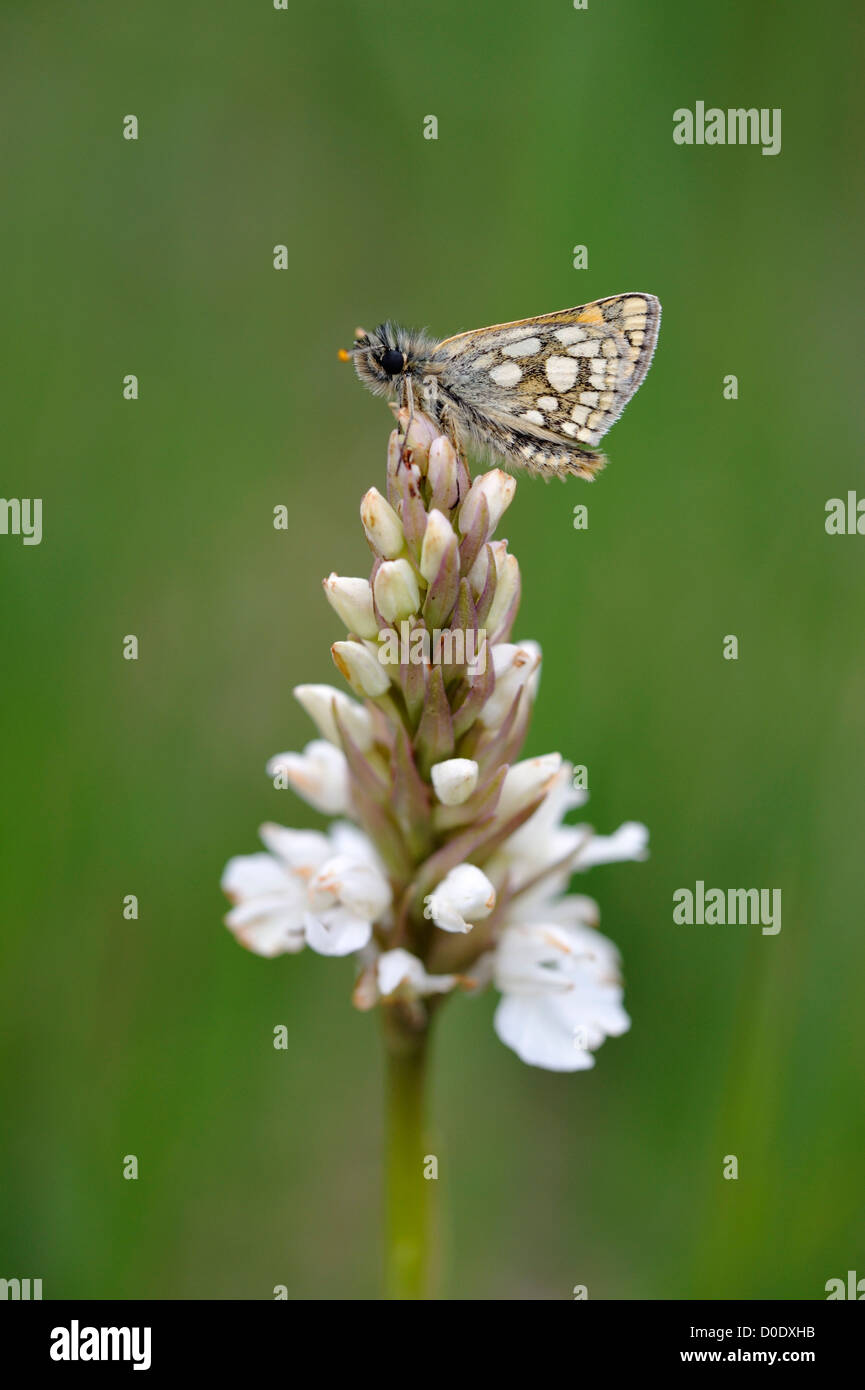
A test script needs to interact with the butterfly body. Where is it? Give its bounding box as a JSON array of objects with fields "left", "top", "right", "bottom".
[{"left": 350, "top": 294, "right": 661, "bottom": 480}]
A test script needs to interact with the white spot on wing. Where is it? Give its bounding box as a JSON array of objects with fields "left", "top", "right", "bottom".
[
  {"left": 500, "top": 325, "right": 537, "bottom": 342},
  {"left": 502, "top": 337, "right": 541, "bottom": 358},
  {"left": 545, "top": 355, "right": 578, "bottom": 392},
  {"left": 537, "top": 396, "right": 559, "bottom": 411},
  {"left": 490, "top": 362, "right": 523, "bottom": 388},
  {"left": 521, "top": 409, "right": 545, "bottom": 425},
  {"left": 554, "top": 325, "right": 585, "bottom": 345}
]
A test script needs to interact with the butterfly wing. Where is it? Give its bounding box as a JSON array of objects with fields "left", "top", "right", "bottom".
[{"left": 429, "top": 295, "right": 660, "bottom": 477}]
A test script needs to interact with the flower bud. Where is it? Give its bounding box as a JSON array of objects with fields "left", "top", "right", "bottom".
[
  {"left": 424, "top": 863, "right": 496, "bottom": 934},
  {"left": 484, "top": 553, "right": 521, "bottom": 638},
  {"left": 467, "top": 545, "right": 490, "bottom": 595},
  {"left": 396, "top": 408, "right": 438, "bottom": 469},
  {"left": 427, "top": 435, "right": 460, "bottom": 512},
  {"left": 360, "top": 487, "right": 404, "bottom": 558},
  {"left": 294, "top": 683, "right": 374, "bottom": 750},
  {"left": 430, "top": 757, "right": 479, "bottom": 806},
  {"left": 420, "top": 509, "right": 457, "bottom": 584},
  {"left": 322, "top": 573, "right": 378, "bottom": 639},
  {"left": 458, "top": 469, "right": 516, "bottom": 537},
  {"left": 266, "top": 740, "right": 350, "bottom": 815},
  {"left": 478, "top": 640, "right": 542, "bottom": 727},
  {"left": 332, "top": 640, "right": 392, "bottom": 697},
  {"left": 374, "top": 558, "right": 421, "bottom": 623},
  {"left": 468, "top": 539, "right": 508, "bottom": 595},
  {"left": 495, "top": 753, "right": 562, "bottom": 822}
]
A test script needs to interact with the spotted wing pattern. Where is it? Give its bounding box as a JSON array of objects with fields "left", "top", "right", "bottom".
[{"left": 428, "top": 294, "right": 660, "bottom": 478}]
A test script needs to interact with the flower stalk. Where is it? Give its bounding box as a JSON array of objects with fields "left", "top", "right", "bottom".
[{"left": 382, "top": 1006, "right": 433, "bottom": 1300}]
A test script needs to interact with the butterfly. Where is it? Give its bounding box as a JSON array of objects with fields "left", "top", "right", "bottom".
[{"left": 342, "top": 294, "right": 660, "bottom": 480}]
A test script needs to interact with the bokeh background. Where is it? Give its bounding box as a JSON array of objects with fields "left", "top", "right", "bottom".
[{"left": 2, "top": 0, "right": 863, "bottom": 1299}]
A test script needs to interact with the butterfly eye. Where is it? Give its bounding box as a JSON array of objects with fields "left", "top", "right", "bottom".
[{"left": 379, "top": 349, "right": 405, "bottom": 376}]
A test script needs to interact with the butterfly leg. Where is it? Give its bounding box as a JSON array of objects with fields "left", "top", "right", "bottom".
[{"left": 398, "top": 376, "right": 417, "bottom": 465}]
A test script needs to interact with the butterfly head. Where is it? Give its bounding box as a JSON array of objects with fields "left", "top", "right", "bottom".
[{"left": 345, "top": 323, "right": 411, "bottom": 397}]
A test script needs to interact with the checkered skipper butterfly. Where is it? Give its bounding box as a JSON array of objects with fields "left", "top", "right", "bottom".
[{"left": 344, "top": 294, "right": 660, "bottom": 480}]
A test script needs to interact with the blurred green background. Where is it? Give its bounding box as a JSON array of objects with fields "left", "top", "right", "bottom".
[{"left": 2, "top": 0, "right": 863, "bottom": 1300}]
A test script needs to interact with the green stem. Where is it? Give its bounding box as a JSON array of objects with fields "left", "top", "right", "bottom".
[{"left": 383, "top": 1006, "right": 433, "bottom": 1299}]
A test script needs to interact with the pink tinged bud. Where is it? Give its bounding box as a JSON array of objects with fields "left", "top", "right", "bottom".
[
  {"left": 266, "top": 740, "right": 350, "bottom": 815},
  {"left": 430, "top": 757, "right": 479, "bottom": 806},
  {"left": 427, "top": 435, "right": 461, "bottom": 512},
  {"left": 373, "top": 558, "right": 421, "bottom": 623},
  {"left": 485, "top": 553, "right": 521, "bottom": 637},
  {"left": 360, "top": 487, "right": 404, "bottom": 558},
  {"left": 322, "top": 573, "right": 378, "bottom": 639},
  {"left": 479, "top": 641, "right": 542, "bottom": 727},
  {"left": 377, "top": 948, "right": 457, "bottom": 999},
  {"left": 458, "top": 469, "right": 516, "bottom": 537},
  {"left": 468, "top": 539, "right": 507, "bottom": 595},
  {"left": 293, "top": 683, "right": 374, "bottom": 750},
  {"left": 496, "top": 753, "right": 563, "bottom": 822},
  {"left": 489, "top": 539, "right": 509, "bottom": 575},
  {"left": 467, "top": 546, "right": 490, "bottom": 594},
  {"left": 421, "top": 533, "right": 460, "bottom": 631},
  {"left": 332, "top": 639, "right": 391, "bottom": 697},
  {"left": 420, "top": 509, "right": 457, "bottom": 584},
  {"left": 396, "top": 408, "right": 438, "bottom": 467},
  {"left": 396, "top": 461, "right": 427, "bottom": 551},
  {"left": 424, "top": 863, "right": 496, "bottom": 934}
]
